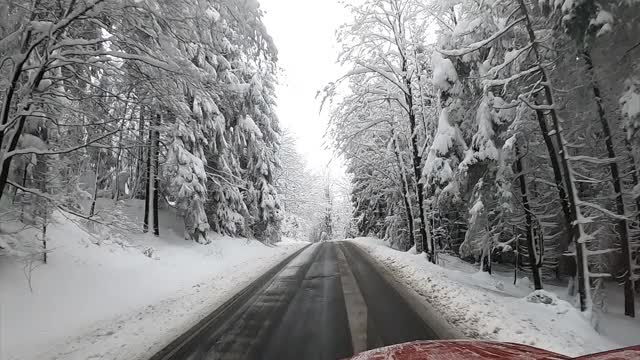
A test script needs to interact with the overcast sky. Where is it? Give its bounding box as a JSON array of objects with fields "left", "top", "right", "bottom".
[{"left": 260, "top": 0, "right": 349, "bottom": 175}]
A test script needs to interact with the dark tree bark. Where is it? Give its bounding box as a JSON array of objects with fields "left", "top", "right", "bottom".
[
  {"left": 582, "top": 50, "right": 634, "bottom": 317},
  {"left": 19, "top": 163, "right": 29, "bottom": 221},
  {"left": 514, "top": 233, "right": 520, "bottom": 285},
  {"left": 0, "top": 1, "right": 70, "bottom": 201},
  {"left": 624, "top": 140, "right": 640, "bottom": 214},
  {"left": 153, "top": 113, "right": 160, "bottom": 236},
  {"left": 515, "top": 143, "right": 543, "bottom": 290},
  {"left": 89, "top": 151, "right": 101, "bottom": 217},
  {"left": 0, "top": 111, "right": 30, "bottom": 203},
  {"left": 391, "top": 128, "right": 416, "bottom": 250},
  {"left": 143, "top": 120, "right": 151, "bottom": 233},
  {"left": 134, "top": 109, "right": 145, "bottom": 199},
  {"left": 34, "top": 126, "right": 49, "bottom": 264},
  {"left": 144, "top": 113, "right": 160, "bottom": 236},
  {"left": 0, "top": 14, "right": 38, "bottom": 202},
  {"left": 533, "top": 108, "right": 573, "bottom": 234},
  {"left": 384, "top": 5, "right": 431, "bottom": 259},
  {"left": 518, "top": 0, "right": 590, "bottom": 311},
  {"left": 113, "top": 128, "right": 125, "bottom": 201},
  {"left": 401, "top": 57, "right": 432, "bottom": 260}
]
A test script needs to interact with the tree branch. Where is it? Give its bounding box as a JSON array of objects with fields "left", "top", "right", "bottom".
[{"left": 3, "top": 129, "right": 119, "bottom": 160}]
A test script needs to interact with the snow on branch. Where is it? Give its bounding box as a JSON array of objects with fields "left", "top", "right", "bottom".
[
  {"left": 6, "top": 181, "right": 107, "bottom": 224},
  {"left": 486, "top": 44, "right": 532, "bottom": 77},
  {"left": 589, "top": 273, "right": 612, "bottom": 278},
  {"left": 587, "top": 248, "right": 619, "bottom": 256},
  {"left": 351, "top": 61, "right": 408, "bottom": 94},
  {"left": 516, "top": 91, "right": 558, "bottom": 112},
  {"left": 566, "top": 155, "right": 622, "bottom": 164},
  {"left": 0, "top": 114, "right": 20, "bottom": 132},
  {"left": 3, "top": 129, "right": 119, "bottom": 160},
  {"left": 576, "top": 200, "right": 628, "bottom": 221},
  {"left": 432, "top": 53, "right": 458, "bottom": 91},
  {"left": 57, "top": 50, "right": 178, "bottom": 73},
  {"left": 439, "top": 17, "right": 526, "bottom": 57},
  {"left": 486, "top": 66, "right": 540, "bottom": 91}
]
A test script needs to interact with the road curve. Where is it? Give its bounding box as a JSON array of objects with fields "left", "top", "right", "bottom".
[{"left": 150, "top": 241, "right": 439, "bottom": 360}]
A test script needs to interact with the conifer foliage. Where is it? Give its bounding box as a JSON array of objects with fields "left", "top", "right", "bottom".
[
  {"left": 326, "top": 0, "right": 640, "bottom": 317},
  {"left": 0, "top": 0, "right": 283, "bottom": 244}
]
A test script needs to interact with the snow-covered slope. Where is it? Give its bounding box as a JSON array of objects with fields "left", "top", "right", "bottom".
[
  {"left": 0, "top": 200, "right": 307, "bottom": 360},
  {"left": 349, "top": 237, "right": 637, "bottom": 357}
]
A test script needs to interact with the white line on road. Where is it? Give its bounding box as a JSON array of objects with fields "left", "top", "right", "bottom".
[{"left": 336, "top": 245, "right": 368, "bottom": 354}]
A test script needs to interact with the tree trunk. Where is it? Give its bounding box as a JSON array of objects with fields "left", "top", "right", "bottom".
[
  {"left": 113, "top": 128, "right": 124, "bottom": 201},
  {"left": 0, "top": 3, "right": 59, "bottom": 201},
  {"left": 518, "top": 0, "right": 591, "bottom": 312},
  {"left": 89, "top": 151, "right": 101, "bottom": 217},
  {"left": 402, "top": 59, "right": 432, "bottom": 261},
  {"left": 515, "top": 143, "right": 543, "bottom": 290},
  {"left": 143, "top": 117, "right": 152, "bottom": 233},
  {"left": 391, "top": 128, "right": 416, "bottom": 250},
  {"left": 153, "top": 112, "right": 160, "bottom": 236},
  {"left": 0, "top": 114, "right": 29, "bottom": 202},
  {"left": 582, "top": 50, "right": 635, "bottom": 317},
  {"left": 543, "top": 57, "right": 591, "bottom": 314},
  {"left": 133, "top": 109, "right": 145, "bottom": 199},
  {"left": 19, "top": 163, "right": 29, "bottom": 221},
  {"left": 34, "top": 125, "right": 49, "bottom": 264},
  {"left": 144, "top": 113, "right": 160, "bottom": 236},
  {"left": 533, "top": 108, "right": 573, "bottom": 234},
  {"left": 624, "top": 139, "right": 640, "bottom": 214},
  {"left": 514, "top": 231, "right": 520, "bottom": 285},
  {"left": 42, "top": 213, "right": 48, "bottom": 264},
  {"left": 0, "top": 34, "right": 49, "bottom": 202}
]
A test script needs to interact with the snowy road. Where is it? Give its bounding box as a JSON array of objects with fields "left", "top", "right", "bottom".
[{"left": 150, "top": 241, "right": 439, "bottom": 360}]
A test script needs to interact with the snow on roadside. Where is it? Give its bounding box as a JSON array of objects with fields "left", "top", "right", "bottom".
[
  {"left": 1, "top": 202, "right": 308, "bottom": 360},
  {"left": 280, "top": 236, "right": 311, "bottom": 245},
  {"left": 349, "top": 237, "right": 619, "bottom": 357},
  {"left": 435, "top": 253, "right": 640, "bottom": 348}
]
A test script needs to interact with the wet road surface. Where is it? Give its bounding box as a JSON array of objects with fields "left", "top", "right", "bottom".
[{"left": 150, "top": 242, "right": 438, "bottom": 360}]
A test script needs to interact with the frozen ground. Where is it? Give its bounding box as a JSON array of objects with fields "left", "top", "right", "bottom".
[
  {"left": 349, "top": 237, "right": 639, "bottom": 357},
  {"left": 0, "top": 200, "right": 307, "bottom": 360}
]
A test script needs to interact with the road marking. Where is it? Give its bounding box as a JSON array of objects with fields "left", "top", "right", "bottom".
[
  {"left": 208, "top": 244, "right": 320, "bottom": 359},
  {"left": 336, "top": 245, "right": 368, "bottom": 354}
]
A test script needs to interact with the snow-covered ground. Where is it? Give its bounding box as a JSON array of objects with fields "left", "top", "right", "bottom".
[
  {"left": 0, "top": 200, "right": 307, "bottom": 360},
  {"left": 349, "top": 237, "right": 640, "bottom": 357}
]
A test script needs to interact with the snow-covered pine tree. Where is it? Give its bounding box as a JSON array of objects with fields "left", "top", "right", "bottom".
[
  {"left": 429, "top": 0, "right": 602, "bottom": 313},
  {"left": 1, "top": 0, "right": 284, "bottom": 247},
  {"left": 559, "top": 0, "right": 635, "bottom": 317}
]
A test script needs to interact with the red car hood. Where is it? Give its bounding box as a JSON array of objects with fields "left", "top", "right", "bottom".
[{"left": 348, "top": 341, "right": 640, "bottom": 360}]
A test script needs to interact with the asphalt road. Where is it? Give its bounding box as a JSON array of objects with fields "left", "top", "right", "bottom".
[{"left": 151, "top": 242, "right": 439, "bottom": 360}]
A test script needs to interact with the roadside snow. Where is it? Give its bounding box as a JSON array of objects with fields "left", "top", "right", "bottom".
[
  {"left": 436, "top": 253, "right": 640, "bottom": 348},
  {"left": 0, "top": 200, "right": 307, "bottom": 360},
  {"left": 349, "top": 237, "right": 623, "bottom": 357},
  {"left": 280, "top": 236, "right": 311, "bottom": 245}
]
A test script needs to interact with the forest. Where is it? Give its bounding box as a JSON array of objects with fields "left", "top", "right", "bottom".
[
  {"left": 1, "top": 0, "right": 639, "bottom": 347},
  {"left": 323, "top": 0, "right": 640, "bottom": 318},
  {"left": 0, "top": 0, "right": 297, "bottom": 247}
]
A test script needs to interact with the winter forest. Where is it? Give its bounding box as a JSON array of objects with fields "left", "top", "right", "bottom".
[
  {"left": 322, "top": 0, "right": 640, "bottom": 319},
  {"left": 1, "top": 0, "right": 640, "bottom": 356}
]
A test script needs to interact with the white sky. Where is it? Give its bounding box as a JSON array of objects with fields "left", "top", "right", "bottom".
[{"left": 260, "top": 0, "right": 349, "bottom": 175}]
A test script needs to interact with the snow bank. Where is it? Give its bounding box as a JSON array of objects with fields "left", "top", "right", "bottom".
[
  {"left": 0, "top": 200, "right": 306, "bottom": 360},
  {"left": 349, "top": 238, "right": 620, "bottom": 357},
  {"left": 280, "top": 236, "right": 311, "bottom": 245}
]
